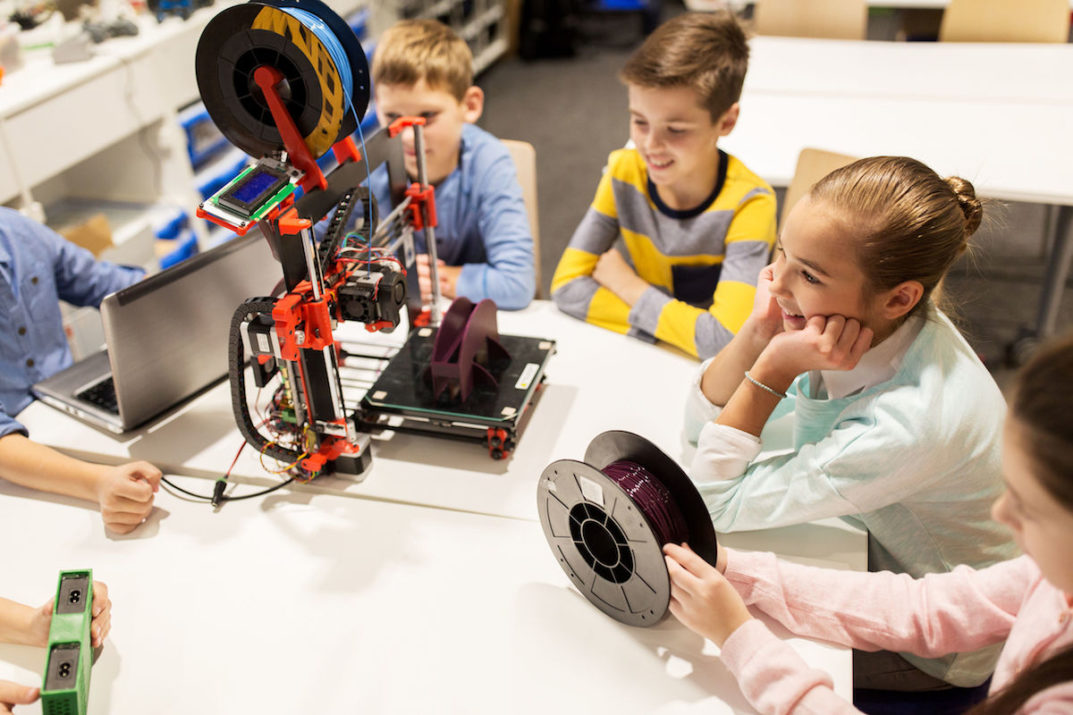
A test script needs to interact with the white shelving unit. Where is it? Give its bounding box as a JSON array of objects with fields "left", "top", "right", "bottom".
[
  {"left": 0, "top": 5, "right": 234, "bottom": 356},
  {"left": 0, "top": 0, "right": 371, "bottom": 354},
  {"left": 0, "top": 0, "right": 366, "bottom": 229},
  {"left": 0, "top": 4, "right": 233, "bottom": 242},
  {"left": 372, "top": 0, "right": 509, "bottom": 74},
  {"left": 0, "top": 0, "right": 499, "bottom": 354}
]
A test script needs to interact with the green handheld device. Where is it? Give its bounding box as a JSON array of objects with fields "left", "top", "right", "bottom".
[{"left": 41, "top": 570, "right": 93, "bottom": 715}]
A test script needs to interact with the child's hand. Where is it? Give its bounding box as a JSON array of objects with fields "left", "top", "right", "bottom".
[
  {"left": 0, "top": 680, "right": 39, "bottom": 714},
  {"left": 87, "top": 581, "right": 112, "bottom": 647},
  {"left": 593, "top": 250, "right": 647, "bottom": 306},
  {"left": 757, "top": 314, "right": 874, "bottom": 385},
  {"left": 664, "top": 543, "right": 752, "bottom": 647},
  {"left": 416, "top": 255, "right": 460, "bottom": 302},
  {"left": 96, "top": 462, "right": 161, "bottom": 534},
  {"left": 746, "top": 263, "right": 784, "bottom": 342},
  {"left": 23, "top": 581, "right": 111, "bottom": 649}
]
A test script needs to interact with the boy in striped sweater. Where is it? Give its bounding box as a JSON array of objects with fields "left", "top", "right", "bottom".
[{"left": 551, "top": 12, "right": 776, "bottom": 359}]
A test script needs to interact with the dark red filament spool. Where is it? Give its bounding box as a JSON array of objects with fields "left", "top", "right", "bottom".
[{"left": 600, "top": 460, "right": 688, "bottom": 547}]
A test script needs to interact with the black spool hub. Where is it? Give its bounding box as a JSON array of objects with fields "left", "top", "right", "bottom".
[
  {"left": 568, "top": 501, "right": 635, "bottom": 584},
  {"left": 536, "top": 431, "right": 719, "bottom": 627}
]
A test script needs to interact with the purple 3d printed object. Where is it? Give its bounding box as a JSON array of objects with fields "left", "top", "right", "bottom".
[{"left": 428, "top": 297, "right": 510, "bottom": 402}]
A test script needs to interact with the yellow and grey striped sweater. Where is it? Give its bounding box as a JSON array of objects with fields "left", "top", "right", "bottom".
[{"left": 551, "top": 148, "right": 776, "bottom": 359}]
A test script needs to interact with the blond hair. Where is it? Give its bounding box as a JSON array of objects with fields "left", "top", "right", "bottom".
[
  {"left": 809, "top": 156, "right": 982, "bottom": 315},
  {"left": 372, "top": 19, "right": 473, "bottom": 101},
  {"left": 620, "top": 11, "right": 749, "bottom": 122}
]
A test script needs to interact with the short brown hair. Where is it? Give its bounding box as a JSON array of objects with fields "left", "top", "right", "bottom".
[
  {"left": 372, "top": 19, "right": 473, "bottom": 101},
  {"left": 620, "top": 12, "right": 749, "bottom": 121},
  {"left": 809, "top": 156, "right": 983, "bottom": 316}
]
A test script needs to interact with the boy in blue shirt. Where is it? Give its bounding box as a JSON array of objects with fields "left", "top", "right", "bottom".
[
  {"left": 367, "top": 19, "right": 535, "bottom": 310},
  {"left": 0, "top": 208, "right": 161, "bottom": 535}
]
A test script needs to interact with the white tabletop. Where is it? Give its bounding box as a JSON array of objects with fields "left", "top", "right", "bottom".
[
  {"left": 0, "top": 475, "right": 861, "bottom": 714},
  {"left": 745, "top": 35, "right": 1073, "bottom": 104},
  {"left": 724, "top": 93, "right": 1073, "bottom": 205},
  {"left": 18, "top": 301, "right": 708, "bottom": 522},
  {"left": 730, "top": 35, "right": 1073, "bottom": 207}
]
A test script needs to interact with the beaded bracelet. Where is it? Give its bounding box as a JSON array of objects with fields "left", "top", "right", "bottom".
[{"left": 744, "top": 371, "right": 787, "bottom": 400}]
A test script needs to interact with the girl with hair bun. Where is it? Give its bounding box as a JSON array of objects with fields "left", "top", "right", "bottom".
[
  {"left": 680, "top": 156, "right": 1017, "bottom": 693},
  {"left": 665, "top": 332, "right": 1073, "bottom": 714}
]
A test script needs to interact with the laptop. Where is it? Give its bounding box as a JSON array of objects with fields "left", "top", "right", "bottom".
[{"left": 34, "top": 232, "right": 280, "bottom": 433}]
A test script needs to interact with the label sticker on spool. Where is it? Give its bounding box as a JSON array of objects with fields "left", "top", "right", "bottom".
[{"left": 578, "top": 475, "right": 604, "bottom": 505}]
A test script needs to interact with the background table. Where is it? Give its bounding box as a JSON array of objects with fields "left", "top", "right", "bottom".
[
  {"left": 744, "top": 35, "right": 1073, "bottom": 105},
  {"left": 727, "top": 35, "right": 1073, "bottom": 341}
]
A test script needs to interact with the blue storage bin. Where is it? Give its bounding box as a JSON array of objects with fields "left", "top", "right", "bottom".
[
  {"left": 195, "top": 150, "right": 249, "bottom": 201},
  {"left": 178, "top": 103, "right": 230, "bottom": 169},
  {"left": 158, "top": 228, "right": 200, "bottom": 269},
  {"left": 347, "top": 7, "right": 369, "bottom": 39},
  {"left": 593, "top": 0, "right": 649, "bottom": 9},
  {"left": 154, "top": 207, "right": 189, "bottom": 240}
]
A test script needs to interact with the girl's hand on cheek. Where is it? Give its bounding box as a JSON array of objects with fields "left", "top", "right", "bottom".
[
  {"left": 759, "top": 314, "right": 874, "bottom": 380},
  {"left": 747, "top": 263, "right": 784, "bottom": 342}
]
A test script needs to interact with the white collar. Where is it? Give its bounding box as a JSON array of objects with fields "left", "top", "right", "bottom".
[{"left": 813, "top": 315, "right": 924, "bottom": 400}]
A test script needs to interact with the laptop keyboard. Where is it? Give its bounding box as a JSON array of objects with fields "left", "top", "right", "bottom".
[{"left": 77, "top": 377, "right": 119, "bottom": 414}]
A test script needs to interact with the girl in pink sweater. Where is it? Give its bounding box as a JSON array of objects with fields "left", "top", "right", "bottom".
[{"left": 664, "top": 333, "right": 1073, "bottom": 714}]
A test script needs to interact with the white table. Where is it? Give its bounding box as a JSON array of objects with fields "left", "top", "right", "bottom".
[
  {"left": 745, "top": 35, "right": 1073, "bottom": 104},
  {"left": 729, "top": 36, "right": 1073, "bottom": 340},
  {"left": 8, "top": 301, "right": 867, "bottom": 712},
  {"left": 0, "top": 474, "right": 861, "bottom": 714},
  {"left": 727, "top": 95, "right": 1073, "bottom": 206},
  {"left": 18, "top": 302, "right": 707, "bottom": 522}
]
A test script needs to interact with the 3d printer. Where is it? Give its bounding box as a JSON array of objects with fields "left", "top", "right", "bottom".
[{"left": 194, "top": 0, "right": 554, "bottom": 486}]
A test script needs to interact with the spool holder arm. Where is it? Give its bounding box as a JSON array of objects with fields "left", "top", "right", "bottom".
[{"left": 253, "top": 65, "right": 327, "bottom": 193}]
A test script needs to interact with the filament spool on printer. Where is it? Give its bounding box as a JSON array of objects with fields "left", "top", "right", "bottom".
[
  {"left": 194, "top": 0, "right": 370, "bottom": 159},
  {"left": 536, "top": 431, "right": 718, "bottom": 627}
]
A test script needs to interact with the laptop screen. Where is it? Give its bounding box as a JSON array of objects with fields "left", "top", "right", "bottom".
[{"left": 102, "top": 232, "right": 280, "bottom": 428}]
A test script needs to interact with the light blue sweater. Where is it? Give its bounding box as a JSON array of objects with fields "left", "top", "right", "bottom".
[
  {"left": 685, "top": 310, "right": 1018, "bottom": 685},
  {"left": 370, "top": 124, "right": 535, "bottom": 310}
]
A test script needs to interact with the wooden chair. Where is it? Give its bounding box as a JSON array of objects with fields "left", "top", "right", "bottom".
[
  {"left": 780, "top": 147, "right": 858, "bottom": 229},
  {"left": 754, "top": 0, "right": 867, "bottom": 40},
  {"left": 939, "top": 0, "right": 1071, "bottom": 42},
  {"left": 501, "top": 138, "right": 544, "bottom": 298}
]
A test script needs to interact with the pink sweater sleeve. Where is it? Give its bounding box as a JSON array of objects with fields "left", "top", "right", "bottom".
[
  {"left": 721, "top": 619, "right": 863, "bottom": 715},
  {"left": 724, "top": 550, "right": 1032, "bottom": 657}
]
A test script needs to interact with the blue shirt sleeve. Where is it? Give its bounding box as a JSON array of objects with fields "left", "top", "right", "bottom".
[
  {"left": 454, "top": 144, "right": 535, "bottom": 310},
  {"left": 0, "top": 407, "right": 28, "bottom": 440},
  {"left": 364, "top": 128, "right": 535, "bottom": 310},
  {"left": 0, "top": 208, "right": 144, "bottom": 424},
  {"left": 29, "top": 219, "right": 146, "bottom": 307}
]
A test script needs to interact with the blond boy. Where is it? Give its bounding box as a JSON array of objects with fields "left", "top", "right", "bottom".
[
  {"left": 369, "top": 19, "right": 534, "bottom": 309},
  {"left": 551, "top": 12, "right": 776, "bottom": 358}
]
